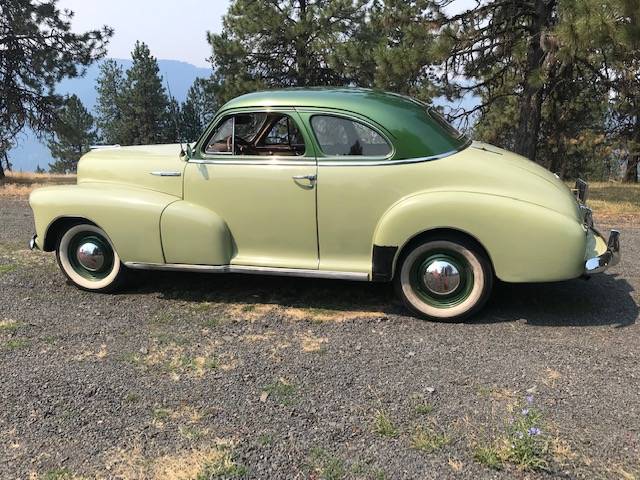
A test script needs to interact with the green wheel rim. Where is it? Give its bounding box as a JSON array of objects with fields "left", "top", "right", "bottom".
[
  {"left": 409, "top": 249, "right": 474, "bottom": 309},
  {"left": 67, "top": 232, "right": 114, "bottom": 281}
]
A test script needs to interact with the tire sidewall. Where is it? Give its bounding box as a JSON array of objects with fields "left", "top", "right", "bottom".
[
  {"left": 56, "top": 224, "right": 123, "bottom": 292},
  {"left": 396, "top": 237, "right": 493, "bottom": 321}
]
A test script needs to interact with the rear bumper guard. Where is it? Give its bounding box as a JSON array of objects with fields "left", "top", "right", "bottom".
[
  {"left": 29, "top": 234, "right": 38, "bottom": 251},
  {"left": 584, "top": 230, "right": 620, "bottom": 275}
]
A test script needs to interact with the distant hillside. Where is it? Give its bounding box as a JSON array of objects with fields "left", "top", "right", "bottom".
[{"left": 8, "top": 59, "right": 211, "bottom": 172}]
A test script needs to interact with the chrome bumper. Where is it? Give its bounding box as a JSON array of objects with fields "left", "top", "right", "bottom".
[
  {"left": 584, "top": 230, "right": 620, "bottom": 275},
  {"left": 29, "top": 234, "right": 38, "bottom": 251}
]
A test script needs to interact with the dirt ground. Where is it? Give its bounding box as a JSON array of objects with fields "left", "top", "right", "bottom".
[{"left": 1, "top": 196, "right": 638, "bottom": 480}]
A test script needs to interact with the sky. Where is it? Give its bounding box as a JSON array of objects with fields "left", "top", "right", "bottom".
[
  {"left": 57, "top": 0, "right": 232, "bottom": 67},
  {"left": 57, "top": 0, "right": 477, "bottom": 67}
]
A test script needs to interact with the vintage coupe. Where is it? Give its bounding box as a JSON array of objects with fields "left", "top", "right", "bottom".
[{"left": 29, "top": 88, "right": 620, "bottom": 321}]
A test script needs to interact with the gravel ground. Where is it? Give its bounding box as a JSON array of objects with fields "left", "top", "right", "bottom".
[{"left": 0, "top": 197, "right": 638, "bottom": 480}]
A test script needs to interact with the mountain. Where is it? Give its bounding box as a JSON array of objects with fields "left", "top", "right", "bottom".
[{"left": 8, "top": 59, "right": 211, "bottom": 172}]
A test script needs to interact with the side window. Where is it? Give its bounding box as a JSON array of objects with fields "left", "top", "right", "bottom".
[
  {"left": 205, "top": 112, "right": 306, "bottom": 156},
  {"left": 205, "top": 112, "right": 267, "bottom": 154},
  {"left": 310, "top": 115, "right": 391, "bottom": 157}
]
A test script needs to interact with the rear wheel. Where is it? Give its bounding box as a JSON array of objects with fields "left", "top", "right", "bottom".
[
  {"left": 395, "top": 236, "right": 493, "bottom": 321},
  {"left": 56, "top": 224, "right": 127, "bottom": 292}
]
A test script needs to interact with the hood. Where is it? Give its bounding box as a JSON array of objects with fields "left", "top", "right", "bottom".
[
  {"left": 445, "top": 142, "right": 582, "bottom": 222},
  {"left": 77, "top": 144, "right": 185, "bottom": 198}
]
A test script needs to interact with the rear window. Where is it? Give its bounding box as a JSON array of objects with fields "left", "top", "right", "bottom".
[
  {"left": 310, "top": 115, "right": 391, "bottom": 157},
  {"left": 427, "top": 107, "right": 466, "bottom": 140}
]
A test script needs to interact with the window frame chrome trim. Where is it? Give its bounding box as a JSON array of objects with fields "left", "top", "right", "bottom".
[{"left": 200, "top": 108, "right": 311, "bottom": 160}]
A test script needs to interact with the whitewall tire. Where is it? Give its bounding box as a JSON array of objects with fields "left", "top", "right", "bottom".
[
  {"left": 395, "top": 236, "right": 493, "bottom": 321},
  {"left": 56, "top": 224, "right": 127, "bottom": 292}
]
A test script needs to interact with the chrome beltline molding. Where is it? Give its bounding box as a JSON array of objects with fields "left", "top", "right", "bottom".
[
  {"left": 124, "top": 262, "right": 369, "bottom": 281},
  {"left": 189, "top": 158, "right": 316, "bottom": 166},
  {"left": 188, "top": 148, "right": 461, "bottom": 167}
]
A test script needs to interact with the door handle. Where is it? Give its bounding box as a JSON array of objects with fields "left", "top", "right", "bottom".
[{"left": 292, "top": 174, "right": 317, "bottom": 187}]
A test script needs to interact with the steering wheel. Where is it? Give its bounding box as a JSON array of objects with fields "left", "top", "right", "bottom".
[{"left": 225, "top": 135, "right": 252, "bottom": 154}]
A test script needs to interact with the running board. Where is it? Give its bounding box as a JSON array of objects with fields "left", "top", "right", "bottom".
[{"left": 124, "top": 262, "right": 369, "bottom": 281}]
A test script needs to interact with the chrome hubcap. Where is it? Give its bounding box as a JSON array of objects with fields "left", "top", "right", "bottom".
[
  {"left": 76, "top": 241, "right": 105, "bottom": 272},
  {"left": 422, "top": 259, "right": 460, "bottom": 295}
]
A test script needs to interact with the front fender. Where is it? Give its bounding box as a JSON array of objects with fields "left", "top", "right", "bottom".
[
  {"left": 373, "top": 191, "right": 587, "bottom": 282},
  {"left": 29, "top": 183, "right": 179, "bottom": 263}
]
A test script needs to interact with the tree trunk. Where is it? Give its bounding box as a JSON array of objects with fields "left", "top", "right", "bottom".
[
  {"left": 624, "top": 155, "right": 639, "bottom": 182},
  {"left": 0, "top": 151, "right": 7, "bottom": 179},
  {"left": 623, "top": 115, "right": 640, "bottom": 183},
  {"left": 513, "top": 0, "right": 556, "bottom": 162},
  {"left": 295, "top": 0, "right": 310, "bottom": 86}
]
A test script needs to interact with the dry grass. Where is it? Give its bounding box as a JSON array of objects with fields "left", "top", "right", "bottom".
[
  {"left": 0, "top": 171, "right": 75, "bottom": 197},
  {"left": 104, "top": 441, "right": 245, "bottom": 480},
  {"left": 580, "top": 181, "right": 640, "bottom": 222}
]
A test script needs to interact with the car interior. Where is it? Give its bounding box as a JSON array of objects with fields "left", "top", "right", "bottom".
[{"left": 206, "top": 113, "right": 306, "bottom": 156}]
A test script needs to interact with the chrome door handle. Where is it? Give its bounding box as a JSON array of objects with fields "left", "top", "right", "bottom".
[
  {"left": 292, "top": 174, "right": 317, "bottom": 188},
  {"left": 150, "top": 171, "right": 182, "bottom": 177},
  {"left": 292, "top": 174, "right": 316, "bottom": 181}
]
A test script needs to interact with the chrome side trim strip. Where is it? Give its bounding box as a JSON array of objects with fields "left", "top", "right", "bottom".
[
  {"left": 189, "top": 158, "right": 316, "bottom": 166},
  {"left": 124, "top": 262, "right": 369, "bottom": 281},
  {"left": 319, "top": 149, "right": 461, "bottom": 166},
  {"left": 187, "top": 149, "right": 460, "bottom": 167}
]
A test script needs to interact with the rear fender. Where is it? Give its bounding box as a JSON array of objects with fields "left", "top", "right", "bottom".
[
  {"left": 373, "top": 191, "right": 586, "bottom": 282},
  {"left": 160, "top": 200, "right": 232, "bottom": 265}
]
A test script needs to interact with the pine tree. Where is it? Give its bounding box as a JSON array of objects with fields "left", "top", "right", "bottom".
[
  {"left": 206, "top": 0, "right": 369, "bottom": 104},
  {"left": 339, "top": 0, "right": 443, "bottom": 102},
  {"left": 179, "top": 83, "right": 206, "bottom": 143},
  {"left": 95, "top": 59, "right": 125, "bottom": 144},
  {"left": 118, "top": 41, "right": 172, "bottom": 145},
  {"left": 47, "top": 95, "right": 97, "bottom": 173},
  {"left": 0, "top": 0, "right": 111, "bottom": 177},
  {"left": 438, "top": 0, "right": 635, "bottom": 181},
  {"left": 35, "top": 164, "right": 45, "bottom": 174}
]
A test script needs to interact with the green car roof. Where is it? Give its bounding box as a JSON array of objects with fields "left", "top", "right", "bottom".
[{"left": 218, "top": 88, "right": 470, "bottom": 160}]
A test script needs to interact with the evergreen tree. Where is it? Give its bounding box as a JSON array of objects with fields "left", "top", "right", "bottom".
[
  {"left": 438, "top": 0, "right": 636, "bottom": 181},
  {"left": 206, "top": 0, "right": 369, "bottom": 104},
  {"left": 118, "top": 41, "right": 172, "bottom": 145},
  {"left": 339, "top": 0, "right": 443, "bottom": 102},
  {"left": 35, "top": 164, "right": 46, "bottom": 174},
  {"left": 47, "top": 95, "right": 97, "bottom": 173},
  {"left": 95, "top": 59, "right": 125, "bottom": 144},
  {"left": 180, "top": 83, "right": 207, "bottom": 142},
  {"left": 0, "top": 0, "right": 111, "bottom": 177}
]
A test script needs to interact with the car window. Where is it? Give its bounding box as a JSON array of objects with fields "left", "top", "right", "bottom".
[
  {"left": 263, "top": 116, "right": 305, "bottom": 146},
  {"left": 310, "top": 115, "right": 391, "bottom": 157},
  {"left": 427, "top": 107, "right": 466, "bottom": 140},
  {"left": 205, "top": 112, "right": 306, "bottom": 156},
  {"left": 205, "top": 113, "right": 268, "bottom": 154}
]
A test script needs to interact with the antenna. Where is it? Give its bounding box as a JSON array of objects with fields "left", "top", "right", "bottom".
[{"left": 165, "top": 78, "right": 186, "bottom": 157}]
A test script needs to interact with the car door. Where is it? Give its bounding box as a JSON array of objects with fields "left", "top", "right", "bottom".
[{"left": 183, "top": 109, "right": 319, "bottom": 270}]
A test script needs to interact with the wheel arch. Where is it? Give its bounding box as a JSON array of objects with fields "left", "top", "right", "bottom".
[
  {"left": 393, "top": 227, "right": 495, "bottom": 280},
  {"left": 43, "top": 216, "right": 98, "bottom": 252}
]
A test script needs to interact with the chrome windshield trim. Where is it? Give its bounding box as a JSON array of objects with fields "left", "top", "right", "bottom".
[{"left": 124, "top": 262, "right": 369, "bottom": 281}]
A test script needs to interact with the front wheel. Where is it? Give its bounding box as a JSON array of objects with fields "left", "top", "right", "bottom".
[
  {"left": 56, "top": 224, "right": 127, "bottom": 292},
  {"left": 395, "top": 236, "right": 493, "bottom": 321}
]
